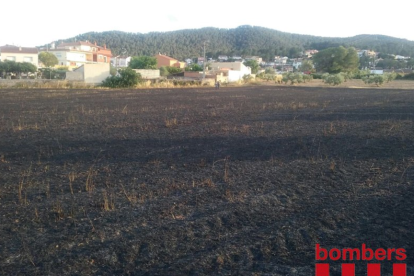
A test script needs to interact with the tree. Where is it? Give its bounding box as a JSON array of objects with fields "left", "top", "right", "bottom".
[
  {"left": 17, "top": 62, "right": 37, "bottom": 74},
  {"left": 102, "top": 68, "right": 141, "bottom": 88},
  {"left": 129, "top": 56, "right": 157, "bottom": 69},
  {"left": 39, "top": 52, "right": 58, "bottom": 67},
  {"left": 243, "top": 60, "right": 259, "bottom": 74},
  {"left": 159, "top": 66, "right": 170, "bottom": 76},
  {"left": 289, "top": 47, "right": 302, "bottom": 58},
  {"left": 362, "top": 75, "right": 384, "bottom": 86},
  {"left": 185, "top": 64, "right": 203, "bottom": 71},
  {"left": 0, "top": 60, "right": 37, "bottom": 78},
  {"left": 164, "top": 66, "right": 183, "bottom": 75},
  {"left": 110, "top": 65, "right": 117, "bottom": 76},
  {"left": 282, "top": 72, "right": 304, "bottom": 85},
  {"left": 299, "top": 60, "right": 314, "bottom": 72},
  {"left": 313, "top": 46, "right": 359, "bottom": 74},
  {"left": 323, "top": 73, "right": 344, "bottom": 86}
]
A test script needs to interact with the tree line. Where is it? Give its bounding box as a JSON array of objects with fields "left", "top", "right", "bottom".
[
  {"left": 0, "top": 60, "right": 37, "bottom": 78},
  {"left": 49, "top": 26, "right": 414, "bottom": 61}
]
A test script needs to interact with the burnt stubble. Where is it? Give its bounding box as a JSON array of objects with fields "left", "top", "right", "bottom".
[{"left": 0, "top": 86, "right": 413, "bottom": 275}]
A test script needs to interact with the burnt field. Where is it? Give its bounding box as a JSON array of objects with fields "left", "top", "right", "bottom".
[{"left": 0, "top": 86, "right": 413, "bottom": 275}]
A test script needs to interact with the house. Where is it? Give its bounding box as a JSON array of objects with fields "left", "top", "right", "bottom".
[
  {"left": 111, "top": 56, "right": 131, "bottom": 68},
  {"left": 230, "top": 56, "right": 243, "bottom": 61},
  {"left": 292, "top": 58, "right": 303, "bottom": 69},
  {"left": 155, "top": 54, "right": 185, "bottom": 68},
  {"left": 384, "top": 68, "right": 413, "bottom": 74},
  {"left": 245, "top": 56, "right": 263, "bottom": 64},
  {"left": 0, "top": 45, "right": 38, "bottom": 66},
  {"left": 357, "top": 50, "right": 376, "bottom": 58},
  {"left": 280, "top": 65, "right": 294, "bottom": 72},
  {"left": 50, "top": 41, "right": 112, "bottom": 69},
  {"left": 218, "top": 55, "right": 228, "bottom": 61},
  {"left": 209, "top": 61, "right": 252, "bottom": 82},
  {"left": 65, "top": 63, "right": 110, "bottom": 84},
  {"left": 370, "top": 68, "right": 384, "bottom": 75},
  {"left": 395, "top": 55, "right": 410, "bottom": 60},
  {"left": 274, "top": 56, "right": 288, "bottom": 64},
  {"left": 197, "top": 57, "right": 205, "bottom": 66},
  {"left": 304, "top": 49, "right": 319, "bottom": 58}
]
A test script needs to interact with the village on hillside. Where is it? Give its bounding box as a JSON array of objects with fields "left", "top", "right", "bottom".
[{"left": 0, "top": 40, "right": 413, "bottom": 85}]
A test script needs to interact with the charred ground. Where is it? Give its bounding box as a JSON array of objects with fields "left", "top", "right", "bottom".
[{"left": 0, "top": 86, "right": 413, "bottom": 275}]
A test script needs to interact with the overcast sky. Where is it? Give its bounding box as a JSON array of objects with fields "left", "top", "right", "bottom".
[{"left": 1, "top": 0, "right": 413, "bottom": 47}]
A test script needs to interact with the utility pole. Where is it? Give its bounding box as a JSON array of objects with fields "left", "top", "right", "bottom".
[{"left": 202, "top": 41, "right": 207, "bottom": 80}]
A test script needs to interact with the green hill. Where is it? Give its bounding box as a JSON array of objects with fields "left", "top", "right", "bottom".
[{"left": 51, "top": 26, "right": 414, "bottom": 61}]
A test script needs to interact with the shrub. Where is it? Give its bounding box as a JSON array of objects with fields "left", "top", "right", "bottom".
[
  {"left": 353, "top": 69, "right": 370, "bottom": 79},
  {"left": 385, "top": 72, "right": 397, "bottom": 83},
  {"left": 401, "top": 73, "right": 414, "bottom": 80},
  {"left": 362, "top": 75, "right": 384, "bottom": 86},
  {"left": 242, "top": 74, "right": 254, "bottom": 83},
  {"left": 101, "top": 68, "right": 141, "bottom": 88},
  {"left": 323, "top": 73, "right": 344, "bottom": 86},
  {"left": 311, "top": 73, "right": 324, "bottom": 79},
  {"left": 282, "top": 72, "right": 304, "bottom": 85}
]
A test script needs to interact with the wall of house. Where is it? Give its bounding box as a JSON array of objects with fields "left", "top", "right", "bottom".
[
  {"left": 65, "top": 71, "right": 83, "bottom": 81},
  {"left": 51, "top": 51, "right": 67, "bottom": 66},
  {"left": 173, "top": 61, "right": 186, "bottom": 68},
  {"left": 134, "top": 69, "right": 160, "bottom": 79},
  {"left": 156, "top": 56, "right": 174, "bottom": 68},
  {"left": 67, "top": 52, "right": 87, "bottom": 63},
  {"left": 227, "top": 70, "right": 249, "bottom": 82},
  {"left": 0, "top": 52, "right": 38, "bottom": 67},
  {"left": 83, "top": 63, "right": 110, "bottom": 83},
  {"left": 183, "top": 71, "right": 202, "bottom": 79}
]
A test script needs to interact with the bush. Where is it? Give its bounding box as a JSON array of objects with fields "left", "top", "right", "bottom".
[
  {"left": 362, "top": 75, "right": 384, "bottom": 86},
  {"left": 401, "top": 73, "right": 414, "bottom": 80},
  {"left": 385, "top": 72, "right": 397, "bottom": 82},
  {"left": 311, "top": 73, "right": 324, "bottom": 79},
  {"left": 323, "top": 73, "right": 344, "bottom": 86},
  {"left": 353, "top": 70, "right": 370, "bottom": 79},
  {"left": 101, "top": 68, "right": 141, "bottom": 88},
  {"left": 242, "top": 74, "right": 254, "bottom": 83},
  {"left": 282, "top": 72, "right": 305, "bottom": 85}
]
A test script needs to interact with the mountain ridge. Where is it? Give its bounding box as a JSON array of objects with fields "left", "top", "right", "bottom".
[{"left": 50, "top": 26, "right": 414, "bottom": 61}]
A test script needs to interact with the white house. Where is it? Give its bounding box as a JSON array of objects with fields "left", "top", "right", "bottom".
[
  {"left": 0, "top": 45, "right": 38, "bottom": 66},
  {"left": 66, "top": 63, "right": 110, "bottom": 83},
  {"left": 275, "top": 56, "right": 288, "bottom": 64},
  {"left": 209, "top": 61, "right": 252, "bottom": 82},
  {"left": 218, "top": 55, "right": 228, "bottom": 61},
  {"left": 292, "top": 59, "right": 303, "bottom": 69},
  {"left": 370, "top": 69, "right": 384, "bottom": 75},
  {"left": 111, "top": 56, "right": 131, "bottom": 67},
  {"left": 49, "top": 41, "right": 112, "bottom": 69},
  {"left": 245, "top": 56, "right": 263, "bottom": 63}
]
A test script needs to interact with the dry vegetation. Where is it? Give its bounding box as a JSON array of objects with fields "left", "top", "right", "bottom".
[{"left": 0, "top": 86, "right": 413, "bottom": 275}]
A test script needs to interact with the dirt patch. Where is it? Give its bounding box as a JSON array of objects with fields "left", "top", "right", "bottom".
[
  {"left": 257, "top": 79, "right": 414, "bottom": 90},
  {"left": 0, "top": 86, "right": 413, "bottom": 275}
]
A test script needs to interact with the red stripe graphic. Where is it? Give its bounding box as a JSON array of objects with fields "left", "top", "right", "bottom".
[
  {"left": 316, "top": 263, "right": 406, "bottom": 276},
  {"left": 367, "top": 263, "right": 381, "bottom": 276},
  {"left": 393, "top": 263, "right": 406, "bottom": 276},
  {"left": 342, "top": 263, "right": 355, "bottom": 276},
  {"left": 315, "top": 263, "right": 330, "bottom": 276}
]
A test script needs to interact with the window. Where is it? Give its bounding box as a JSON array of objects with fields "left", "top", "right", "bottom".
[
  {"left": 24, "top": 57, "right": 33, "bottom": 62},
  {"left": 6, "top": 56, "right": 16, "bottom": 61}
]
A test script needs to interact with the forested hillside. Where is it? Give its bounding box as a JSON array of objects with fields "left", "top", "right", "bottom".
[{"left": 50, "top": 26, "right": 414, "bottom": 61}]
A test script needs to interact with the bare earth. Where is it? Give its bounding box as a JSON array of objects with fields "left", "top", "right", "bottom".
[{"left": 0, "top": 86, "right": 413, "bottom": 275}]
